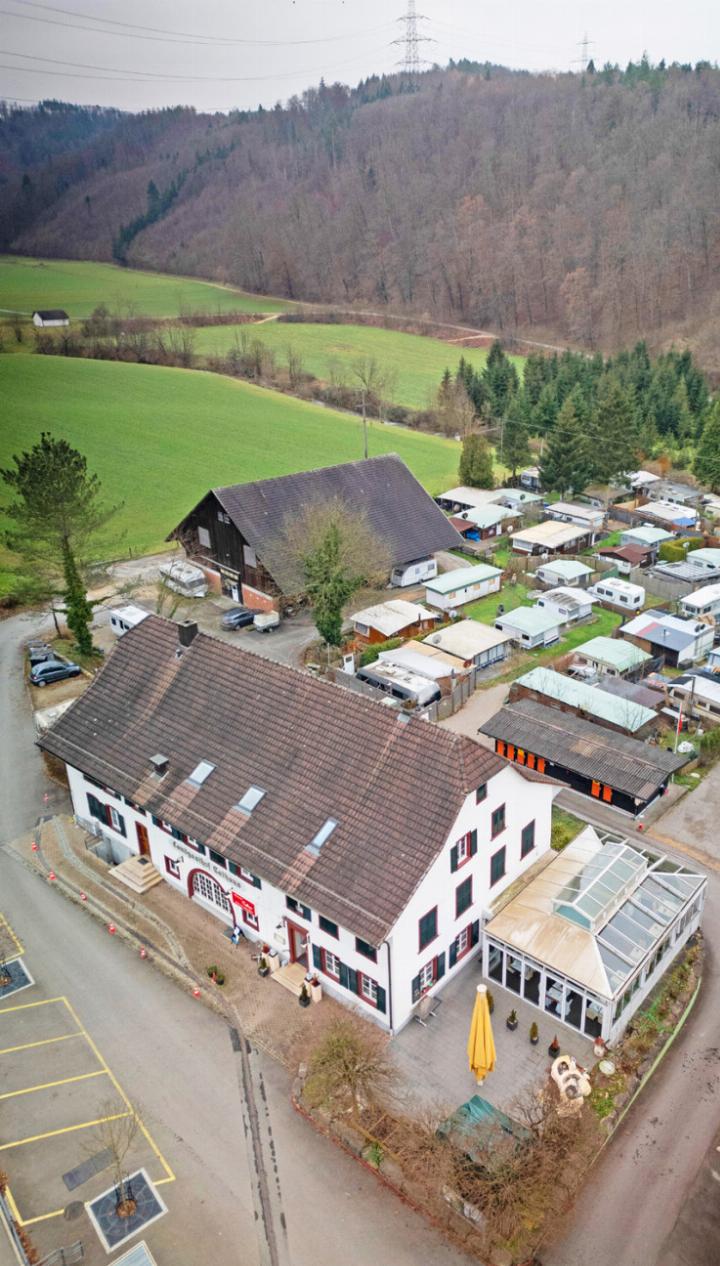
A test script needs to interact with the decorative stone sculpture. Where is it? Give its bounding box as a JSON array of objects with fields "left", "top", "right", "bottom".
[{"left": 550, "top": 1054, "right": 592, "bottom": 1117}]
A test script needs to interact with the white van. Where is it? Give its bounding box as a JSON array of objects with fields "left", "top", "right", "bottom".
[
  {"left": 390, "top": 557, "right": 438, "bottom": 588},
  {"left": 159, "top": 560, "right": 209, "bottom": 598},
  {"left": 588, "top": 578, "right": 645, "bottom": 611},
  {"left": 109, "top": 605, "right": 150, "bottom": 636}
]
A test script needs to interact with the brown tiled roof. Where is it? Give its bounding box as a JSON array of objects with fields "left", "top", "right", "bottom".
[
  {"left": 479, "top": 699, "right": 686, "bottom": 801},
  {"left": 170, "top": 454, "right": 463, "bottom": 591},
  {"left": 39, "top": 617, "right": 504, "bottom": 945}
]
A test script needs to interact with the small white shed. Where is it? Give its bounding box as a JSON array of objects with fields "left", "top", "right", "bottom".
[
  {"left": 424, "top": 563, "right": 502, "bottom": 611},
  {"left": 32, "top": 309, "right": 70, "bottom": 327}
]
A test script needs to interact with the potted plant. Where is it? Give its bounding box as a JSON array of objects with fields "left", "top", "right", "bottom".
[
  {"left": 506, "top": 1009, "right": 518, "bottom": 1031},
  {"left": 593, "top": 1036, "right": 607, "bottom": 1058},
  {"left": 298, "top": 982, "right": 311, "bottom": 1008},
  {"left": 309, "top": 974, "right": 322, "bottom": 1003},
  {"left": 257, "top": 955, "right": 270, "bottom": 978},
  {"left": 548, "top": 1034, "right": 561, "bottom": 1058},
  {"left": 207, "top": 964, "right": 225, "bottom": 985},
  {"left": 529, "top": 1021, "right": 539, "bottom": 1045}
]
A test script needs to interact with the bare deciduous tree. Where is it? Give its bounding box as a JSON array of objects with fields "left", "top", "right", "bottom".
[
  {"left": 84, "top": 1098, "right": 143, "bottom": 1216},
  {"left": 303, "top": 1015, "right": 397, "bottom": 1121}
]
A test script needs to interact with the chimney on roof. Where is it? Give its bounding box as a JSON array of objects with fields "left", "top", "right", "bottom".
[
  {"left": 178, "top": 620, "right": 198, "bottom": 648},
  {"left": 151, "top": 753, "right": 169, "bottom": 778}
]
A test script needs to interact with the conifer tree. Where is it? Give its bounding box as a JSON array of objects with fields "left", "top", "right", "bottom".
[
  {"left": 459, "top": 432, "right": 494, "bottom": 488},
  {"left": 502, "top": 395, "right": 532, "bottom": 478},
  {"left": 695, "top": 403, "right": 720, "bottom": 492},
  {"left": 539, "top": 392, "right": 590, "bottom": 495}
]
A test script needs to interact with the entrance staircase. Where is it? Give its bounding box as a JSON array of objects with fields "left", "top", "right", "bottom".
[
  {"left": 272, "top": 961, "right": 307, "bottom": 998},
  {"left": 111, "top": 855, "right": 164, "bottom": 895}
]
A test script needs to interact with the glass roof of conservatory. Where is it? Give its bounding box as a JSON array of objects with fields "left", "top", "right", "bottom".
[{"left": 483, "top": 826, "right": 706, "bottom": 999}]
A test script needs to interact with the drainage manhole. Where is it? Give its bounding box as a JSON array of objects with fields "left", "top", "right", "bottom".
[{"left": 64, "top": 1201, "right": 84, "bottom": 1221}]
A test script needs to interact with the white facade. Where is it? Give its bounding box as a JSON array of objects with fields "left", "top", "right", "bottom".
[
  {"left": 535, "top": 587, "right": 594, "bottom": 624},
  {"left": 66, "top": 760, "right": 555, "bottom": 1033},
  {"left": 109, "top": 605, "right": 150, "bottom": 637},
  {"left": 679, "top": 584, "right": 720, "bottom": 621},
  {"left": 32, "top": 311, "right": 69, "bottom": 327},
  {"left": 424, "top": 566, "right": 502, "bottom": 611}
]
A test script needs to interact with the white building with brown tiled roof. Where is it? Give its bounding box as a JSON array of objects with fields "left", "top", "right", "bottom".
[{"left": 39, "top": 616, "right": 559, "bottom": 1033}]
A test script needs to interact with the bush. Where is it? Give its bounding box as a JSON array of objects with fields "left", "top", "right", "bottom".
[{"left": 358, "top": 636, "right": 404, "bottom": 667}]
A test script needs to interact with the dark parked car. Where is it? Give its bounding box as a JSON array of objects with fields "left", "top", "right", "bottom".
[
  {"left": 221, "top": 607, "right": 255, "bottom": 630},
  {"left": 27, "top": 641, "right": 54, "bottom": 664},
  {"left": 30, "top": 659, "right": 82, "bottom": 687}
]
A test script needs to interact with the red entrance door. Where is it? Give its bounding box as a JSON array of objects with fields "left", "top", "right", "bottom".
[
  {"left": 136, "top": 822, "right": 150, "bottom": 857},
  {"left": 287, "top": 921, "right": 308, "bottom": 967}
]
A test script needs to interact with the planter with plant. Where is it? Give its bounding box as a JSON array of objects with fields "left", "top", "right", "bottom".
[
  {"left": 207, "top": 965, "right": 225, "bottom": 986},
  {"left": 529, "top": 1021, "right": 539, "bottom": 1045},
  {"left": 257, "top": 955, "right": 270, "bottom": 978},
  {"left": 548, "top": 1035, "right": 561, "bottom": 1058},
  {"left": 506, "top": 1009, "right": 518, "bottom": 1031},
  {"left": 299, "top": 983, "right": 311, "bottom": 1008}
]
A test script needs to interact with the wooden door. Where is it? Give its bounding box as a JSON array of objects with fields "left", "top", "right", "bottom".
[{"left": 136, "top": 822, "right": 150, "bottom": 856}]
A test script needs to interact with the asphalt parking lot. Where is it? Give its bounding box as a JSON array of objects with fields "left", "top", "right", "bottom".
[{"left": 0, "top": 994, "right": 172, "bottom": 1231}]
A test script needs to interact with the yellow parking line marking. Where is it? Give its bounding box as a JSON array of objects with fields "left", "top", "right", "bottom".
[
  {"left": 62, "top": 998, "right": 176, "bottom": 1183},
  {"left": 0, "top": 1032, "right": 83, "bottom": 1057},
  {"left": 15, "top": 1205, "right": 66, "bottom": 1227},
  {"left": 0, "top": 914, "right": 23, "bottom": 961},
  {"left": 0, "top": 1111, "right": 132, "bottom": 1151},
  {"left": 3, "top": 1184, "right": 21, "bottom": 1222},
  {"left": 0, "top": 995, "right": 65, "bottom": 1015},
  {"left": 0, "top": 1069, "right": 108, "bottom": 1101}
]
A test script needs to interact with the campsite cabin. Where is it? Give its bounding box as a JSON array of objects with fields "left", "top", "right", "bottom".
[{"left": 424, "top": 563, "right": 502, "bottom": 612}]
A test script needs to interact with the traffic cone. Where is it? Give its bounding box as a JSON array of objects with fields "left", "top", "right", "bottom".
[
  {"left": 192, "top": 987, "right": 201, "bottom": 998},
  {"left": 48, "top": 871, "right": 56, "bottom": 881},
  {"left": 108, "top": 923, "right": 116, "bottom": 935}
]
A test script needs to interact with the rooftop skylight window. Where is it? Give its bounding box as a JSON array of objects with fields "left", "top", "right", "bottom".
[
  {"left": 187, "top": 760, "right": 216, "bottom": 787},
  {"left": 305, "top": 818, "right": 338, "bottom": 858},
  {"left": 236, "top": 786, "right": 266, "bottom": 814}
]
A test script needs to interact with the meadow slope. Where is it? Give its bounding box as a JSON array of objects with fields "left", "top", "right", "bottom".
[
  {"left": 194, "top": 321, "right": 524, "bottom": 410},
  {"left": 0, "top": 356, "right": 460, "bottom": 560},
  {"left": 0, "top": 255, "right": 292, "bottom": 319}
]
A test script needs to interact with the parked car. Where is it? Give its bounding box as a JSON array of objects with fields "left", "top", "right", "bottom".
[
  {"left": 30, "top": 659, "right": 81, "bottom": 687},
  {"left": 26, "top": 641, "right": 54, "bottom": 664},
  {"left": 253, "top": 611, "right": 280, "bottom": 633},
  {"left": 221, "top": 606, "right": 255, "bottom": 630}
]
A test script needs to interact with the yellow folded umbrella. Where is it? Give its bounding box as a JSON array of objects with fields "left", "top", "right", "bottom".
[{"left": 467, "top": 983, "right": 496, "bottom": 1084}]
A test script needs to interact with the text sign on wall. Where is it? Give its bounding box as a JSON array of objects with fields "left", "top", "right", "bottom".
[{"left": 231, "top": 892, "right": 256, "bottom": 916}]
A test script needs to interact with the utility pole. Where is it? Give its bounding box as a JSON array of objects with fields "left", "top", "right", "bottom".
[
  {"left": 392, "top": 2, "right": 435, "bottom": 79},
  {"left": 573, "top": 32, "right": 594, "bottom": 72}
]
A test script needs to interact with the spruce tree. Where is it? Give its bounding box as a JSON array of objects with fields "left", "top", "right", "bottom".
[
  {"left": 483, "top": 341, "right": 518, "bottom": 418},
  {"left": 539, "top": 392, "right": 590, "bottom": 495},
  {"left": 587, "top": 374, "right": 639, "bottom": 482},
  {"left": 459, "top": 433, "right": 494, "bottom": 488},
  {"left": 502, "top": 396, "right": 531, "bottom": 478},
  {"left": 695, "top": 403, "right": 720, "bottom": 492}
]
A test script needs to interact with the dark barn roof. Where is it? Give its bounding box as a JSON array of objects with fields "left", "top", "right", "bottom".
[
  {"left": 39, "top": 616, "right": 504, "bottom": 944},
  {"left": 480, "top": 698, "right": 686, "bottom": 802},
  {"left": 169, "top": 454, "right": 464, "bottom": 592},
  {"left": 32, "top": 309, "right": 69, "bottom": 320}
]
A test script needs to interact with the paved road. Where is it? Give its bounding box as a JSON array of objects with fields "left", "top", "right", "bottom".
[
  {"left": 0, "top": 609, "right": 70, "bottom": 844},
  {"left": 0, "top": 610, "right": 473, "bottom": 1266},
  {"left": 542, "top": 808, "right": 720, "bottom": 1266}
]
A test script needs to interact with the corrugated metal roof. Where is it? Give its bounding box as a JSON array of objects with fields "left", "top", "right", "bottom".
[
  {"left": 350, "top": 599, "right": 435, "bottom": 637},
  {"left": 423, "top": 619, "right": 512, "bottom": 660},
  {"left": 538, "top": 559, "right": 593, "bottom": 580},
  {"left": 621, "top": 525, "right": 674, "bottom": 545},
  {"left": 425, "top": 563, "right": 502, "bottom": 594},
  {"left": 511, "top": 520, "right": 589, "bottom": 548},
  {"left": 514, "top": 667, "right": 656, "bottom": 732},
  {"left": 496, "top": 605, "right": 562, "bottom": 635},
  {"left": 480, "top": 699, "right": 686, "bottom": 799},
  {"left": 573, "top": 635, "right": 650, "bottom": 672}
]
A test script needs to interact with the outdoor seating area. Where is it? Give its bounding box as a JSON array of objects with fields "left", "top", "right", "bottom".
[{"left": 392, "top": 952, "right": 593, "bottom": 1117}]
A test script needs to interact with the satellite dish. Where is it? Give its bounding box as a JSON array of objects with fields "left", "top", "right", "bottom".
[{"left": 429, "top": 634, "right": 441, "bottom": 645}]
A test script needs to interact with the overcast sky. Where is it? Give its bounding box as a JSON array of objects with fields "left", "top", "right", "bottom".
[{"left": 1, "top": 0, "right": 718, "bottom": 115}]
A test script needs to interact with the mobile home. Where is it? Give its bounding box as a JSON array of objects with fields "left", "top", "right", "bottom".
[
  {"left": 424, "top": 563, "right": 502, "bottom": 612},
  {"left": 390, "top": 557, "right": 438, "bottom": 588},
  {"left": 159, "top": 560, "right": 209, "bottom": 598},
  {"left": 109, "top": 605, "right": 150, "bottom": 637},
  {"left": 588, "top": 577, "right": 645, "bottom": 612},
  {"left": 679, "top": 584, "right": 720, "bottom": 622}
]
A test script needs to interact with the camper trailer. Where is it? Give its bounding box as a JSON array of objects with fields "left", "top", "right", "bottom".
[
  {"left": 588, "top": 578, "right": 645, "bottom": 612},
  {"left": 390, "top": 557, "right": 438, "bottom": 588},
  {"left": 356, "top": 661, "right": 441, "bottom": 707},
  {"left": 109, "top": 605, "right": 150, "bottom": 637},
  {"left": 159, "top": 560, "right": 209, "bottom": 598}
]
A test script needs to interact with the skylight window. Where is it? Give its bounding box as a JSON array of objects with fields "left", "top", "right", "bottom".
[
  {"left": 306, "top": 818, "right": 338, "bottom": 858},
  {"left": 236, "top": 785, "right": 266, "bottom": 814},
  {"left": 187, "top": 760, "right": 216, "bottom": 788}
]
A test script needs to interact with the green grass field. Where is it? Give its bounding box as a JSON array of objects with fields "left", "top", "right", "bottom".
[
  {"left": 0, "top": 255, "right": 293, "bottom": 319},
  {"left": 193, "top": 320, "right": 525, "bottom": 410},
  {"left": 1, "top": 356, "right": 460, "bottom": 561}
]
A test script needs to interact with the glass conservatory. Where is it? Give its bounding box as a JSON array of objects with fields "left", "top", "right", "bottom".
[{"left": 482, "top": 827, "right": 705, "bottom": 1044}]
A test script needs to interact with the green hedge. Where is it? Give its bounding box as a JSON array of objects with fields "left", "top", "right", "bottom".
[
  {"left": 358, "top": 637, "right": 405, "bottom": 667},
  {"left": 658, "top": 537, "right": 704, "bottom": 563}
]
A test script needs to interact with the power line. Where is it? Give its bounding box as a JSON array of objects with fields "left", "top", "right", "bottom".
[
  {"left": 391, "top": 2, "right": 435, "bottom": 78},
  {"left": 6, "top": 0, "right": 393, "bottom": 47},
  {"left": 573, "top": 32, "right": 595, "bottom": 71},
  {"left": 0, "top": 45, "right": 394, "bottom": 82},
  {"left": 0, "top": 44, "right": 393, "bottom": 83}
]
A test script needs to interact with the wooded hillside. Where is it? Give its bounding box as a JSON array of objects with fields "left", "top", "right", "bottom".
[{"left": 4, "top": 61, "right": 720, "bottom": 365}]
